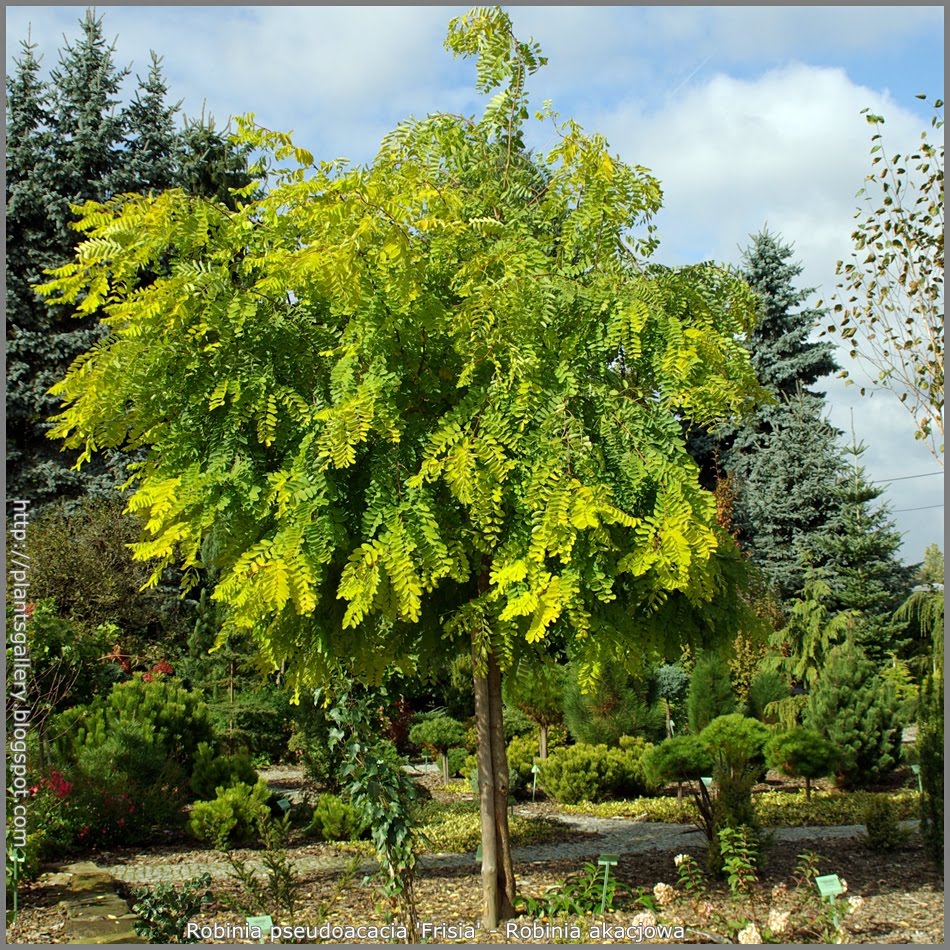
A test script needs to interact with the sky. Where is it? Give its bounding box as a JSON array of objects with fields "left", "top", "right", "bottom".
[{"left": 5, "top": 4, "right": 945, "bottom": 566}]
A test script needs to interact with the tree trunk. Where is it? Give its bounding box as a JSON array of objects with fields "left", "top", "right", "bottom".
[
  {"left": 805, "top": 776, "right": 811, "bottom": 801},
  {"left": 473, "top": 665, "right": 500, "bottom": 930},
  {"left": 440, "top": 751, "right": 450, "bottom": 785},
  {"left": 539, "top": 723, "right": 548, "bottom": 760},
  {"left": 487, "top": 651, "right": 516, "bottom": 917},
  {"left": 472, "top": 648, "right": 517, "bottom": 929}
]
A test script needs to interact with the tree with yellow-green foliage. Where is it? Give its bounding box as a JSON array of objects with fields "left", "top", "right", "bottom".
[{"left": 39, "top": 7, "right": 765, "bottom": 926}]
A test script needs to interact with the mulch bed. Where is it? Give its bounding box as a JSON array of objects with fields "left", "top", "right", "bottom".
[{"left": 8, "top": 771, "right": 944, "bottom": 944}]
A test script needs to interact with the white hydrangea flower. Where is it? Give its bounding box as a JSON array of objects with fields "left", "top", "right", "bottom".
[
  {"left": 673, "top": 853, "right": 689, "bottom": 867},
  {"left": 653, "top": 882, "right": 677, "bottom": 906},
  {"left": 631, "top": 911, "right": 658, "bottom": 929},
  {"left": 737, "top": 923, "right": 762, "bottom": 944},
  {"left": 839, "top": 878, "right": 848, "bottom": 894},
  {"left": 767, "top": 908, "right": 790, "bottom": 934},
  {"left": 847, "top": 895, "right": 865, "bottom": 914}
]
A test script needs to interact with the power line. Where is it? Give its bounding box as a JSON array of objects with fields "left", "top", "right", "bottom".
[
  {"left": 874, "top": 471, "right": 944, "bottom": 484},
  {"left": 892, "top": 503, "right": 944, "bottom": 513}
]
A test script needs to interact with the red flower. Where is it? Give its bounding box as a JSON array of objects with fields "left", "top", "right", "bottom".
[
  {"left": 142, "top": 673, "right": 153, "bottom": 683},
  {"left": 151, "top": 660, "right": 175, "bottom": 676},
  {"left": 25, "top": 602, "right": 35, "bottom": 618}
]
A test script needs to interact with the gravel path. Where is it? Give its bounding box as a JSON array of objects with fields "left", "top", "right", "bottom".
[{"left": 104, "top": 813, "right": 919, "bottom": 885}]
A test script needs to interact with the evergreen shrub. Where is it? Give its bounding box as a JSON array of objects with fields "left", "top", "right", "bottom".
[
  {"left": 861, "top": 795, "right": 910, "bottom": 852},
  {"left": 187, "top": 781, "right": 271, "bottom": 849},
  {"left": 642, "top": 735, "right": 713, "bottom": 795},
  {"left": 563, "top": 664, "right": 665, "bottom": 745},
  {"left": 539, "top": 740, "right": 653, "bottom": 804},
  {"left": 804, "top": 639, "right": 901, "bottom": 788},
  {"left": 189, "top": 743, "right": 258, "bottom": 801},
  {"left": 764, "top": 728, "right": 836, "bottom": 799},
  {"left": 687, "top": 655, "right": 735, "bottom": 734},
  {"left": 307, "top": 793, "right": 369, "bottom": 842},
  {"left": 744, "top": 668, "right": 788, "bottom": 723}
]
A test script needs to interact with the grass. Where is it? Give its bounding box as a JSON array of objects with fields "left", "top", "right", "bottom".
[
  {"left": 560, "top": 789, "right": 920, "bottom": 826},
  {"left": 413, "top": 800, "right": 565, "bottom": 853}
]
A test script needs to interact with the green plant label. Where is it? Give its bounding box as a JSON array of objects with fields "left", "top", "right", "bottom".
[
  {"left": 277, "top": 798, "right": 292, "bottom": 812},
  {"left": 815, "top": 874, "right": 844, "bottom": 898},
  {"left": 598, "top": 854, "right": 619, "bottom": 866}
]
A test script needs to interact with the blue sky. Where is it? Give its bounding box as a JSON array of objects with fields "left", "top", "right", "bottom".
[{"left": 5, "top": 5, "right": 945, "bottom": 564}]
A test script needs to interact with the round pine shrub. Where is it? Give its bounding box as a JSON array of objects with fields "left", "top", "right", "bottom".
[
  {"left": 764, "top": 728, "right": 836, "bottom": 799},
  {"left": 189, "top": 742, "right": 258, "bottom": 801},
  {"left": 409, "top": 715, "right": 467, "bottom": 783},
  {"left": 187, "top": 781, "right": 271, "bottom": 849},
  {"left": 698, "top": 714, "right": 769, "bottom": 778},
  {"left": 643, "top": 735, "right": 713, "bottom": 797},
  {"left": 307, "top": 793, "right": 369, "bottom": 842}
]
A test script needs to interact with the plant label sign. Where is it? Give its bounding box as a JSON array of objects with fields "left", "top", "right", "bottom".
[
  {"left": 815, "top": 874, "right": 844, "bottom": 899},
  {"left": 277, "top": 798, "right": 292, "bottom": 813},
  {"left": 598, "top": 854, "right": 619, "bottom": 867},
  {"left": 245, "top": 915, "right": 273, "bottom": 943}
]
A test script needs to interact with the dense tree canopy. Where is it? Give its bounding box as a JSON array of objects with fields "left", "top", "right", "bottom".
[
  {"left": 42, "top": 9, "right": 765, "bottom": 692},
  {"left": 40, "top": 7, "right": 766, "bottom": 923}
]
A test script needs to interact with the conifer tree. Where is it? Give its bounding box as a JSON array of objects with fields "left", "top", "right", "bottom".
[
  {"left": 817, "top": 440, "right": 915, "bottom": 664},
  {"left": 6, "top": 37, "right": 57, "bottom": 498},
  {"left": 116, "top": 52, "right": 181, "bottom": 194},
  {"left": 738, "top": 229, "right": 838, "bottom": 403},
  {"left": 6, "top": 12, "right": 253, "bottom": 506},
  {"left": 734, "top": 393, "right": 846, "bottom": 600},
  {"left": 7, "top": 13, "right": 131, "bottom": 503},
  {"left": 687, "top": 230, "right": 837, "bottom": 486},
  {"left": 804, "top": 638, "right": 902, "bottom": 788}
]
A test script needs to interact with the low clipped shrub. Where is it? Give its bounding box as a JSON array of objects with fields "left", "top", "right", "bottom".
[
  {"left": 409, "top": 715, "right": 466, "bottom": 783},
  {"left": 643, "top": 735, "right": 713, "bottom": 796},
  {"left": 560, "top": 796, "right": 695, "bottom": 823},
  {"left": 559, "top": 789, "right": 919, "bottom": 827},
  {"left": 189, "top": 743, "right": 258, "bottom": 801},
  {"left": 461, "top": 735, "right": 541, "bottom": 797},
  {"left": 307, "top": 793, "right": 369, "bottom": 842},
  {"left": 539, "top": 740, "right": 653, "bottom": 804},
  {"left": 187, "top": 781, "right": 271, "bottom": 849},
  {"left": 765, "top": 728, "right": 836, "bottom": 800}
]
